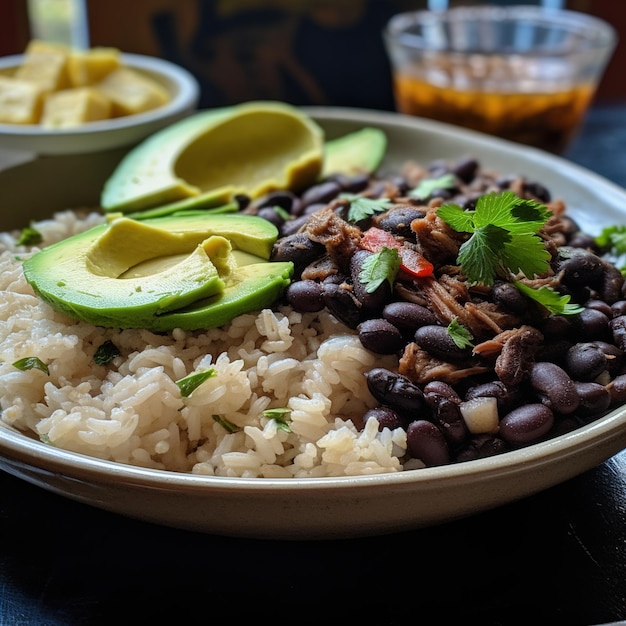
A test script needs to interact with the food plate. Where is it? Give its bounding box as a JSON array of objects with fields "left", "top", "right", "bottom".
[
  {"left": 1, "top": 107, "right": 626, "bottom": 540},
  {"left": 0, "top": 53, "right": 200, "bottom": 156}
]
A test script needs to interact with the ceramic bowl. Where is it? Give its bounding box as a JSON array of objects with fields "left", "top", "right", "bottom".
[
  {"left": 1, "top": 107, "right": 626, "bottom": 540},
  {"left": 0, "top": 52, "right": 200, "bottom": 156}
]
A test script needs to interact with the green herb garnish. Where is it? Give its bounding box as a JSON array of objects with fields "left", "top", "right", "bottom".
[
  {"left": 262, "top": 407, "right": 292, "bottom": 433},
  {"left": 176, "top": 368, "right": 217, "bottom": 397},
  {"left": 271, "top": 205, "right": 292, "bottom": 221},
  {"left": 212, "top": 414, "right": 240, "bottom": 433},
  {"left": 13, "top": 356, "right": 49, "bottom": 374},
  {"left": 93, "top": 340, "right": 120, "bottom": 365},
  {"left": 358, "top": 247, "right": 401, "bottom": 293},
  {"left": 514, "top": 281, "right": 584, "bottom": 316},
  {"left": 437, "top": 191, "right": 552, "bottom": 286},
  {"left": 409, "top": 173, "right": 457, "bottom": 201},
  {"left": 595, "top": 225, "right": 626, "bottom": 275},
  {"left": 447, "top": 317, "right": 474, "bottom": 349},
  {"left": 17, "top": 224, "right": 43, "bottom": 246},
  {"left": 342, "top": 194, "right": 392, "bottom": 223}
]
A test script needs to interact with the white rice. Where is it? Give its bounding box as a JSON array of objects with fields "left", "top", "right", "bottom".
[{"left": 0, "top": 211, "right": 410, "bottom": 477}]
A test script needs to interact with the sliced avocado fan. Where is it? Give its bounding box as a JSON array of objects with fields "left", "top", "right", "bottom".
[
  {"left": 101, "top": 101, "right": 325, "bottom": 215},
  {"left": 22, "top": 213, "right": 293, "bottom": 330}
]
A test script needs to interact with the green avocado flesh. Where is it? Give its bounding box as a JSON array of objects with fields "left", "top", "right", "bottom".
[
  {"left": 101, "top": 101, "right": 325, "bottom": 216},
  {"left": 322, "top": 127, "right": 387, "bottom": 178},
  {"left": 22, "top": 213, "right": 293, "bottom": 330}
]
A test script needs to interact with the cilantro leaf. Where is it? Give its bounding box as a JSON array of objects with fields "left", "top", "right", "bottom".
[
  {"left": 596, "top": 224, "right": 626, "bottom": 252},
  {"left": 262, "top": 407, "right": 292, "bottom": 432},
  {"left": 13, "top": 356, "right": 49, "bottom": 374},
  {"left": 176, "top": 368, "right": 217, "bottom": 397},
  {"left": 17, "top": 224, "right": 43, "bottom": 246},
  {"left": 358, "top": 247, "right": 401, "bottom": 293},
  {"left": 409, "top": 173, "right": 457, "bottom": 201},
  {"left": 447, "top": 318, "right": 474, "bottom": 349},
  {"left": 212, "top": 414, "right": 240, "bottom": 433},
  {"left": 514, "top": 281, "right": 584, "bottom": 315},
  {"left": 437, "top": 191, "right": 551, "bottom": 286},
  {"left": 93, "top": 340, "right": 120, "bottom": 365},
  {"left": 342, "top": 194, "right": 392, "bottom": 223}
]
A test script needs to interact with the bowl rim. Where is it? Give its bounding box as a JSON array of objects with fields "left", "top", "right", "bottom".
[{"left": 0, "top": 52, "right": 200, "bottom": 137}]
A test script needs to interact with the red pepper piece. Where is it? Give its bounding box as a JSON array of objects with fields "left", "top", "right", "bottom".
[{"left": 359, "top": 227, "right": 434, "bottom": 278}]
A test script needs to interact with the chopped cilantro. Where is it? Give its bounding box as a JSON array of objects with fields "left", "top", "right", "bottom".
[
  {"left": 13, "top": 356, "right": 49, "bottom": 374},
  {"left": 17, "top": 224, "right": 43, "bottom": 246},
  {"left": 358, "top": 247, "right": 401, "bottom": 293},
  {"left": 271, "top": 205, "right": 292, "bottom": 221},
  {"left": 341, "top": 194, "right": 392, "bottom": 223},
  {"left": 93, "top": 340, "right": 120, "bottom": 365},
  {"left": 262, "top": 407, "right": 292, "bottom": 433},
  {"left": 514, "top": 281, "right": 584, "bottom": 315},
  {"left": 437, "top": 191, "right": 552, "bottom": 286},
  {"left": 408, "top": 173, "right": 457, "bottom": 201},
  {"left": 447, "top": 317, "right": 474, "bottom": 349},
  {"left": 595, "top": 225, "right": 626, "bottom": 275},
  {"left": 213, "top": 414, "right": 239, "bottom": 433},
  {"left": 176, "top": 368, "right": 217, "bottom": 397}
]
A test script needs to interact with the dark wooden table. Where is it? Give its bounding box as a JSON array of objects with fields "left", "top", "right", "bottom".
[{"left": 2, "top": 105, "right": 626, "bottom": 626}]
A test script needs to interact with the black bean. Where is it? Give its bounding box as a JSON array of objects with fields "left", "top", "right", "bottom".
[
  {"left": 599, "top": 260, "right": 625, "bottom": 304},
  {"left": 585, "top": 299, "right": 614, "bottom": 318},
  {"left": 302, "top": 202, "right": 327, "bottom": 216},
  {"left": 571, "top": 307, "right": 610, "bottom": 341},
  {"left": 362, "top": 406, "right": 405, "bottom": 431},
  {"left": 357, "top": 319, "right": 404, "bottom": 354},
  {"left": 382, "top": 301, "right": 439, "bottom": 334},
  {"left": 492, "top": 281, "right": 529, "bottom": 314},
  {"left": 365, "top": 368, "right": 425, "bottom": 415},
  {"left": 322, "top": 282, "right": 362, "bottom": 329},
  {"left": 611, "top": 301, "right": 626, "bottom": 317},
  {"left": 423, "top": 380, "right": 462, "bottom": 403},
  {"left": 252, "top": 190, "right": 300, "bottom": 214},
  {"left": 564, "top": 342, "right": 608, "bottom": 382},
  {"left": 279, "top": 214, "right": 309, "bottom": 237},
  {"left": 573, "top": 381, "right": 611, "bottom": 417},
  {"left": 328, "top": 173, "right": 370, "bottom": 194},
  {"left": 592, "top": 340, "right": 623, "bottom": 375},
  {"left": 555, "top": 247, "right": 605, "bottom": 288},
  {"left": 285, "top": 280, "right": 325, "bottom": 313},
  {"left": 271, "top": 233, "right": 325, "bottom": 270},
  {"left": 464, "top": 380, "right": 524, "bottom": 415},
  {"left": 499, "top": 404, "right": 555, "bottom": 446},
  {"left": 414, "top": 324, "right": 473, "bottom": 360},
  {"left": 536, "top": 338, "right": 574, "bottom": 365},
  {"left": 256, "top": 206, "right": 287, "bottom": 229},
  {"left": 455, "top": 434, "right": 509, "bottom": 462},
  {"left": 540, "top": 314, "right": 573, "bottom": 338},
  {"left": 523, "top": 181, "right": 551, "bottom": 203},
  {"left": 608, "top": 373, "right": 626, "bottom": 404},
  {"left": 609, "top": 315, "right": 626, "bottom": 351},
  {"left": 406, "top": 420, "right": 450, "bottom": 466},
  {"left": 299, "top": 180, "right": 342, "bottom": 209},
  {"left": 423, "top": 383, "right": 468, "bottom": 446},
  {"left": 375, "top": 207, "right": 425, "bottom": 239},
  {"left": 528, "top": 361, "right": 580, "bottom": 415},
  {"left": 350, "top": 249, "right": 392, "bottom": 312},
  {"left": 451, "top": 157, "right": 479, "bottom": 184}
]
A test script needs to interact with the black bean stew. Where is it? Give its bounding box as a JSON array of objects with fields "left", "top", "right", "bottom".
[{"left": 240, "top": 155, "right": 626, "bottom": 468}]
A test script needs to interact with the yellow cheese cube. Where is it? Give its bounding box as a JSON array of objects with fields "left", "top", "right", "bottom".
[
  {"left": 0, "top": 75, "right": 44, "bottom": 124},
  {"left": 68, "top": 47, "right": 121, "bottom": 87},
  {"left": 15, "top": 40, "right": 71, "bottom": 93},
  {"left": 40, "top": 87, "right": 112, "bottom": 128},
  {"left": 96, "top": 67, "right": 169, "bottom": 116}
]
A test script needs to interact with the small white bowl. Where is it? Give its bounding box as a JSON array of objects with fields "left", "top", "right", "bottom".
[{"left": 0, "top": 52, "right": 200, "bottom": 156}]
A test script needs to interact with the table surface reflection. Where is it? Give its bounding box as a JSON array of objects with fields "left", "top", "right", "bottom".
[{"left": 2, "top": 104, "right": 626, "bottom": 626}]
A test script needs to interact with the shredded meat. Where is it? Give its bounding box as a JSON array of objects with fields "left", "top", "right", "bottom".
[
  {"left": 399, "top": 343, "right": 490, "bottom": 385},
  {"left": 300, "top": 255, "right": 341, "bottom": 282},
  {"left": 410, "top": 206, "right": 465, "bottom": 263},
  {"left": 303, "top": 205, "right": 361, "bottom": 271},
  {"left": 473, "top": 325, "right": 544, "bottom": 386}
]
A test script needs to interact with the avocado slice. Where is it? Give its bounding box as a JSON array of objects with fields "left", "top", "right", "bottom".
[
  {"left": 22, "top": 213, "right": 293, "bottom": 330},
  {"left": 322, "top": 127, "right": 387, "bottom": 178},
  {"left": 101, "top": 101, "right": 325, "bottom": 216}
]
